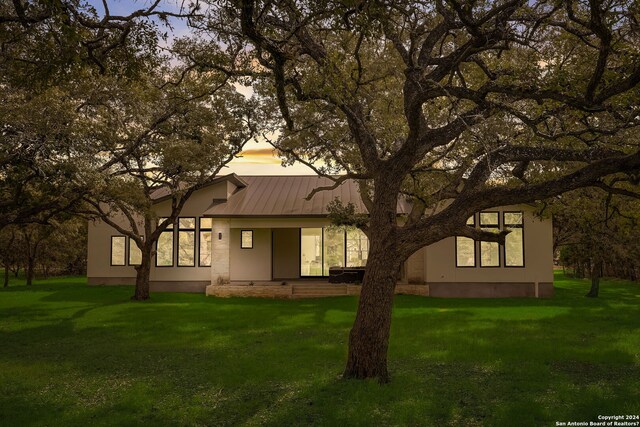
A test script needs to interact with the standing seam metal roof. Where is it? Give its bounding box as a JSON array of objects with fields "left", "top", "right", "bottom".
[{"left": 203, "top": 175, "right": 410, "bottom": 217}]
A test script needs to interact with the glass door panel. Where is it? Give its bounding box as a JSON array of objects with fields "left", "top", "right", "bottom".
[
  {"left": 300, "top": 228, "right": 322, "bottom": 276},
  {"left": 323, "top": 228, "right": 344, "bottom": 275},
  {"left": 346, "top": 229, "right": 368, "bottom": 267}
]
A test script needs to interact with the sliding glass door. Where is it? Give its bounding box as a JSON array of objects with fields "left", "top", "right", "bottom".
[
  {"left": 300, "top": 227, "right": 368, "bottom": 277},
  {"left": 323, "top": 228, "right": 345, "bottom": 274},
  {"left": 300, "top": 228, "right": 322, "bottom": 276}
]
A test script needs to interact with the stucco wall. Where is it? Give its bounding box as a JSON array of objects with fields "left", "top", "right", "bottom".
[
  {"left": 87, "top": 181, "right": 229, "bottom": 283},
  {"left": 406, "top": 247, "right": 426, "bottom": 284},
  {"left": 229, "top": 228, "right": 272, "bottom": 281},
  {"left": 87, "top": 217, "right": 137, "bottom": 281},
  {"left": 424, "top": 206, "right": 553, "bottom": 284}
]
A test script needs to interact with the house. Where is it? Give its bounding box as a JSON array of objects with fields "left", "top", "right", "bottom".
[{"left": 87, "top": 174, "right": 554, "bottom": 298}]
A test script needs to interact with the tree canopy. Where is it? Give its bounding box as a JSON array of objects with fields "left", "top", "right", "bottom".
[{"left": 190, "top": 0, "right": 640, "bottom": 381}]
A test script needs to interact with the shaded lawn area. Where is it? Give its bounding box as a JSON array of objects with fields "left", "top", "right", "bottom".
[{"left": 0, "top": 273, "right": 639, "bottom": 426}]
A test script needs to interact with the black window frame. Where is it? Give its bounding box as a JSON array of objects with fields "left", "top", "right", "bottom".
[
  {"left": 176, "top": 217, "right": 196, "bottom": 267},
  {"left": 503, "top": 211, "right": 525, "bottom": 268},
  {"left": 198, "top": 217, "right": 213, "bottom": 267},
  {"left": 110, "top": 235, "right": 126, "bottom": 266},
  {"left": 455, "top": 215, "right": 477, "bottom": 268},
  {"left": 155, "top": 218, "right": 174, "bottom": 268},
  {"left": 128, "top": 236, "right": 143, "bottom": 266},
  {"left": 479, "top": 211, "right": 501, "bottom": 268},
  {"left": 240, "top": 229, "right": 253, "bottom": 249}
]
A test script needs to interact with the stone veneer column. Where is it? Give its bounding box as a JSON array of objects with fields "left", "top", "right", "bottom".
[{"left": 211, "top": 220, "right": 230, "bottom": 284}]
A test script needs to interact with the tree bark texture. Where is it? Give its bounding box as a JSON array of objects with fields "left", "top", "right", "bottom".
[
  {"left": 344, "top": 180, "right": 405, "bottom": 382},
  {"left": 3, "top": 263, "right": 8, "bottom": 287},
  {"left": 343, "top": 246, "right": 401, "bottom": 382},
  {"left": 132, "top": 248, "right": 151, "bottom": 301}
]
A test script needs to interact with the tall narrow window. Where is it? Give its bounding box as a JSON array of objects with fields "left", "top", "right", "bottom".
[
  {"left": 241, "top": 230, "right": 253, "bottom": 249},
  {"left": 156, "top": 218, "right": 174, "bottom": 267},
  {"left": 323, "top": 228, "right": 345, "bottom": 273},
  {"left": 110, "top": 236, "right": 126, "bottom": 266},
  {"left": 178, "top": 218, "right": 196, "bottom": 267},
  {"left": 300, "top": 228, "right": 322, "bottom": 276},
  {"left": 346, "top": 229, "right": 369, "bottom": 267},
  {"left": 199, "top": 218, "right": 212, "bottom": 267},
  {"left": 504, "top": 212, "right": 524, "bottom": 267},
  {"left": 129, "top": 237, "right": 142, "bottom": 265},
  {"left": 456, "top": 216, "right": 476, "bottom": 267},
  {"left": 480, "top": 212, "right": 500, "bottom": 267}
]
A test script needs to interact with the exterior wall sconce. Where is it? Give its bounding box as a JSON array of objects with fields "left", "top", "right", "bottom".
[{"left": 218, "top": 232, "right": 222, "bottom": 240}]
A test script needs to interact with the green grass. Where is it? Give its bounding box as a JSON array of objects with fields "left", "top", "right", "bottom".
[{"left": 1, "top": 273, "right": 639, "bottom": 426}]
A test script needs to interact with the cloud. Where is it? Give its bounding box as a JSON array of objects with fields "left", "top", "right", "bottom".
[
  {"left": 239, "top": 147, "right": 276, "bottom": 157},
  {"left": 232, "top": 147, "right": 281, "bottom": 165}
]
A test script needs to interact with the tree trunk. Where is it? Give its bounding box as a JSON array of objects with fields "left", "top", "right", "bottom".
[
  {"left": 3, "top": 263, "right": 8, "bottom": 288},
  {"left": 586, "top": 259, "right": 602, "bottom": 298},
  {"left": 342, "top": 184, "right": 407, "bottom": 384},
  {"left": 343, "top": 246, "right": 401, "bottom": 382},
  {"left": 132, "top": 248, "right": 151, "bottom": 301},
  {"left": 26, "top": 257, "right": 35, "bottom": 286}
]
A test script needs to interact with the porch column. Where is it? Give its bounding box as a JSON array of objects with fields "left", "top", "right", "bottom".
[{"left": 211, "top": 219, "right": 230, "bottom": 284}]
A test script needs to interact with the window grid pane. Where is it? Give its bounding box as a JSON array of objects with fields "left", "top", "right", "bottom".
[
  {"left": 200, "top": 218, "right": 212, "bottom": 230},
  {"left": 178, "top": 231, "right": 195, "bottom": 266},
  {"left": 111, "top": 236, "right": 126, "bottom": 266},
  {"left": 179, "top": 218, "right": 196, "bottom": 229},
  {"left": 456, "top": 237, "right": 475, "bottom": 267},
  {"left": 504, "top": 212, "right": 524, "bottom": 267},
  {"left": 129, "top": 238, "right": 142, "bottom": 265},
  {"left": 323, "top": 228, "right": 345, "bottom": 274},
  {"left": 156, "top": 231, "right": 173, "bottom": 267},
  {"left": 346, "top": 229, "right": 369, "bottom": 267},
  {"left": 199, "top": 231, "right": 212, "bottom": 266},
  {"left": 480, "top": 212, "right": 500, "bottom": 267},
  {"left": 301, "top": 228, "right": 322, "bottom": 276},
  {"left": 241, "top": 230, "right": 253, "bottom": 249}
]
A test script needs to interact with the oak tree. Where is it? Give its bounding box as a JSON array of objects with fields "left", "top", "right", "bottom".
[{"left": 199, "top": 0, "right": 640, "bottom": 381}]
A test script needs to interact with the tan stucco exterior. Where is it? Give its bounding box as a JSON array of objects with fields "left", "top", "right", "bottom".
[{"left": 86, "top": 177, "right": 554, "bottom": 297}]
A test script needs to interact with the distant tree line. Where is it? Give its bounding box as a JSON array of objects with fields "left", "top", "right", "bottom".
[
  {"left": 0, "top": 218, "right": 87, "bottom": 287},
  {"left": 548, "top": 187, "right": 640, "bottom": 297}
]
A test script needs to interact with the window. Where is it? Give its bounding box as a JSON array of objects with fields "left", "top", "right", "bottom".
[
  {"left": 346, "top": 229, "right": 369, "bottom": 267},
  {"left": 323, "top": 228, "right": 345, "bottom": 273},
  {"left": 178, "top": 217, "right": 196, "bottom": 267},
  {"left": 199, "top": 218, "right": 212, "bottom": 267},
  {"left": 456, "top": 216, "right": 476, "bottom": 267},
  {"left": 110, "top": 236, "right": 126, "bottom": 266},
  {"left": 241, "top": 230, "right": 253, "bottom": 249},
  {"left": 479, "top": 212, "right": 500, "bottom": 267},
  {"left": 300, "top": 228, "right": 322, "bottom": 276},
  {"left": 156, "top": 218, "right": 174, "bottom": 267},
  {"left": 129, "top": 237, "right": 142, "bottom": 265},
  {"left": 300, "top": 227, "right": 370, "bottom": 276},
  {"left": 504, "top": 212, "right": 524, "bottom": 267}
]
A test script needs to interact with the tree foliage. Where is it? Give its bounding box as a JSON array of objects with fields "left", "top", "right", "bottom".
[
  {"left": 549, "top": 187, "right": 640, "bottom": 289},
  {"left": 194, "top": 0, "right": 640, "bottom": 381},
  {"left": 78, "top": 63, "right": 255, "bottom": 300},
  {"left": 0, "top": 0, "right": 192, "bottom": 229}
]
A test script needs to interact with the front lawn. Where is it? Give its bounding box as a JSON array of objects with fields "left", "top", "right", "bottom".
[{"left": 1, "top": 273, "right": 639, "bottom": 426}]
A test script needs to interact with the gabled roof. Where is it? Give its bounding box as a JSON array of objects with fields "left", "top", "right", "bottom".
[
  {"left": 203, "top": 175, "right": 411, "bottom": 217},
  {"left": 151, "top": 173, "right": 248, "bottom": 203}
]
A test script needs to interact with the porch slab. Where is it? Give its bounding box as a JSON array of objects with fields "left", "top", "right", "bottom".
[{"left": 205, "top": 282, "right": 429, "bottom": 299}]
